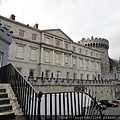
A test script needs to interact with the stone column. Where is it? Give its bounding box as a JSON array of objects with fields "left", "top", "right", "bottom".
[
  {"left": 71, "top": 55, "right": 72, "bottom": 67},
  {"left": 62, "top": 53, "right": 64, "bottom": 66},
  {"left": 53, "top": 50, "right": 55, "bottom": 65},
  {"left": 41, "top": 47, "right": 43, "bottom": 63}
]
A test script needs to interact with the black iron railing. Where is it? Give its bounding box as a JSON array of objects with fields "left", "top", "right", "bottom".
[
  {"left": 40, "top": 88, "right": 104, "bottom": 120},
  {"left": 0, "top": 64, "right": 42, "bottom": 120},
  {"left": 0, "top": 65, "right": 105, "bottom": 120}
]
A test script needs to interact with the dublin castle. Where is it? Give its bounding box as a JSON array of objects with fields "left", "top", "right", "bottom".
[{"left": 0, "top": 14, "right": 120, "bottom": 81}]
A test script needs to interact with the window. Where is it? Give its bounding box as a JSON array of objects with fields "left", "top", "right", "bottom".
[
  {"left": 85, "top": 60, "right": 89, "bottom": 69},
  {"left": 65, "top": 56, "right": 69, "bottom": 65},
  {"left": 96, "top": 62, "right": 100, "bottom": 70},
  {"left": 46, "top": 70, "right": 50, "bottom": 78},
  {"left": 73, "top": 46, "right": 76, "bottom": 51},
  {"left": 29, "top": 69, "right": 35, "bottom": 76},
  {"left": 87, "top": 74, "right": 89, "bottom": 80},
  {"left": 73, "top": 58, "right": 76, "bottom": 67},
  {"left": 57, "top": 71, "right": 60, "bottom": 78},
  {"left": 79, "top": 59, "right": 83, "bottom": 68},
  {"left": 79, "top": 48, "right": 82, "bottom": 53},
  {"left": 80, "top": 74, "right": 83, "bottom": 80},
  {"left": 19, "top": 30, "right": 25, "bottom": 37},
  {"left": 73, "top": 73, "right": 77, "bottom": 79},
  {"left": 66, "top": 72, "right": 70, "bottom": 79},
  {"left": 55, "top": 53, "right": 60, "bottom": 64},
  {"left": 56, "top": 40, "right": 60, "bottom": 47},
  {"left": 30, "top": 48, "right": 36, "bottom": 60},
  {"left": 91, "top": 52, "right": 93, "bottom": 56},
  {"left": 46, "top": 37, "right": 50, "bottom": 44},
  {"left": 91, "top": 61, "right": 94, "bottom": 70},
  {"left": 65, "top": 42, "right": 69, "bottom": 49},
  {"left": 16, "top": 45, "right": 24, "bottom": 59},
  {"left": 45, "top": 51, "right": 50, "bottom": 62},
  {"left": 32, "top": 34, "right": 37, "bottom": 40}
]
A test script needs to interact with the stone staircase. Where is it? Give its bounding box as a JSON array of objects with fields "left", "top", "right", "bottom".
[{"left": 0, "top": 84, "right": 25, "bottom": 120}]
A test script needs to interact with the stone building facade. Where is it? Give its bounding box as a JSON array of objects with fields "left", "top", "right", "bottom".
[
  {"left": 0, "top": 14, "right": 101, "bottom": 80},
  {"left": 0, "top": 14, "right": 120, "bottom": 100}
]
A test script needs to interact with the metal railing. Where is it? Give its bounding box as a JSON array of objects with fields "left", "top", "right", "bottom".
[
  {"left": 0, "top": 65, "right": 104, "bottom": 120},
  {"left": 40, "top": 88, "right": 104, "bottom": 120},
  {"left": 0, "top": 64, "right": 42, "bottom": 120}
]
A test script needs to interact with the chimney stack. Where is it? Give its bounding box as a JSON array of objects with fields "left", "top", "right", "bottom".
[
  {"left": 33, "top": 23, "right": 38, "bottom": 29},
  {"left": 10, "top": 14, "right": 16, "bottom": 20}
]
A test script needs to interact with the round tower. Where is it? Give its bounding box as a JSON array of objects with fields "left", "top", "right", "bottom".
[{"left": 79, "top": 36, "right": 110, "bottom": 74}]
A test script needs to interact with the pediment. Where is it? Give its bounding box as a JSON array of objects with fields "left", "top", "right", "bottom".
[{"left": 42, "top": 29, "right": 73, "bottom": 42}]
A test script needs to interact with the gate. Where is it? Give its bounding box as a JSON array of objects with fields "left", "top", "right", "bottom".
[{"left": 39, "top": 87, "right": 103, "bottom": 120}]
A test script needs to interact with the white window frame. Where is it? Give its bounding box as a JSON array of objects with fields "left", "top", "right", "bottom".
[
  {"left": 32, "top": 33, "right": 37, "bottom": 40},
  {"left": 19, "top": 30, "right": 25, "bottom": 37},
  {"left": 73, "top": 46, "right": 76, "bottom": 51},
  {"left": 65, "top": 42, "right": 69, "bottom": 49},
  {"left": 91, "top": 61, "right": 94, "bottom": 70},
  {"left": 30, "top": 48, "right": 36, "bottom": 60},
  {"left": 45, "top": 51, "right": 50, "bottom": 63},
  {"left": 65, "top": 56, "right": 69, "bottom": 65},
  {"left": 79, "top": 59, "right": 83, "bottom": 68},
  {"left": 46, "top": 37, "right": 50, "bottom": 44},
  {"left": 55, "top": 53, "right": 60, "bottom": 64},
  {"left": 73, "top": 58, "right": 76, "bottom": 67},
  {"left": 16, "top": 45, "right": 24, "bottom": 59},
  {"left": 56, "top": 40, "right": 60, "bottom": 47}
]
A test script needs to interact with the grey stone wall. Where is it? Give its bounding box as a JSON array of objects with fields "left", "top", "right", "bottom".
[{"left": 28, "top": 77, "right": 115, "bottom": 101}]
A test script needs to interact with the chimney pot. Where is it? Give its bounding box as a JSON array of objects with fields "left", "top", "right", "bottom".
[
  {"left": 10, "top": 14, "right": 16, "bottom": 20},
  {"left": 33, "top": 23, "right": 38, "bottom": 29}
]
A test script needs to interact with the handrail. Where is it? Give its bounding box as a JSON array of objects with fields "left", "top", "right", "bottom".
[{"left": 0, "top": 63, "right": 42, "bottom": 120}]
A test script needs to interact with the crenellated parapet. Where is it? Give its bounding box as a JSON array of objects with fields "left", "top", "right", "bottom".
[
  {"left": 28, "top": 76, "right": 113, "bottom": 86},
  {"left": 78, "top": 36, "right": 109, "bottom": 50}
]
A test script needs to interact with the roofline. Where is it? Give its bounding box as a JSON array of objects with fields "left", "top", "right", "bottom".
[
  {"left": 42, "top": 28, "right": 73, "bottom": 42},
  {"left": 0, "top": 15, "right": 42, "bottom": 33}
]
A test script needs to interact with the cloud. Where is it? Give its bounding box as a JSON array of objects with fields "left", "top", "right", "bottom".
[{"left": 0, "top": 0, "right": 120, "bottom": 59}]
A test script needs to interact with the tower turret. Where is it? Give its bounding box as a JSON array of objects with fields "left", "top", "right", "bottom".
[{"left": 79, "top": 36, "right": 110, "bottom": 74}]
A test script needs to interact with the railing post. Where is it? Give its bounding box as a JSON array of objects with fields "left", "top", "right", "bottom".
[{"left": 37, "top": 91, "right": 42, "bottom": 120}]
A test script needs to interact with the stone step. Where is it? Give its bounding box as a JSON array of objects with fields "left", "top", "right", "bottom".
[
  {"left": 0, "top": 89, "right": 6, "bottom": 93},
  {"left": 0, "top": 104, "right": 12, "bottom": 113},
  {"left": 0, "top": 111, "right": 15, "bottom": 120},
  {"left": 0, "top": 93, "right": 8, "bottom": 98},
  {"left": 0, "top": 98, "right": 10, "bottom": 105}
]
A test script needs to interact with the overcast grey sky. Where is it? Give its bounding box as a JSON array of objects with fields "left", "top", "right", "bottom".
[{"left": 0, "top": 0, "right": 120, "bottom": 60}]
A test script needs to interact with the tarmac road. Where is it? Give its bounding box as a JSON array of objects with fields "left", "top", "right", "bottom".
[{"left": 103, "top": 106, "right": 120, "bottom": 115}]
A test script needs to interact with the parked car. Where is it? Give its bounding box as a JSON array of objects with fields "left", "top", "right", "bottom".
[
  {"left": 97, "top": 102, "right": 106, "bottom": 110},
  {"left": 112, "top": 100, "right": 120, "bottom": 105},
  {"left": 100, "top": 100, "right": 118, "bottom": 107}
]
